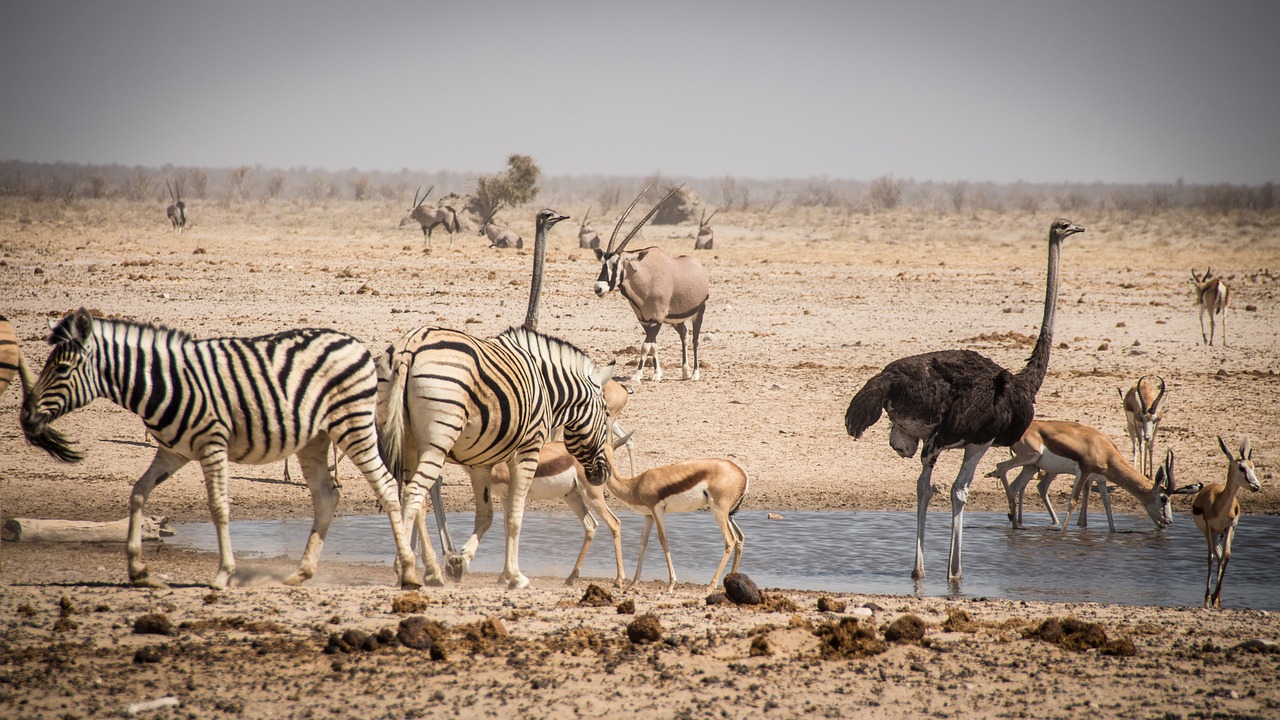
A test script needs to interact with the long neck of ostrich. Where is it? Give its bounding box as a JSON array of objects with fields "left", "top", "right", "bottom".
[
  {"left": 1017, "top": 234, "right": 1061, "bottom": 391},
  {"left": 523, "top": 215, "right": 549, "bottom": 332}
]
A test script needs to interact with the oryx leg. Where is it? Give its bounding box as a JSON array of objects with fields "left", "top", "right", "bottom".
[
  {"left": 127, "top": 449, "right": 191, "bottom": 588},
  {"left": 636, "top": 321, "right": 663, "bottom": 382},
  {"left": 689, "top": 304, "right": 704, "bottom": 381},
  {"left": 673, "top": 321, "right": 693, "bottom": 381}
]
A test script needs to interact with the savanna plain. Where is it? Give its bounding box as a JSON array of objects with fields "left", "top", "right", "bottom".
[{"left": 1, "top": 196, "right": 1278, "bottom": 719}]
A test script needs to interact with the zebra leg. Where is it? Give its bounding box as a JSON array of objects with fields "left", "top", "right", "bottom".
[
  {"left": 411, "top": 509, "right": 445, "bottom": 586},
  {"left": 128, "top": 449, "right": 190, "bottom": 588},
  {"left": 452, "top": 465, "right": 498, "bottom": 583},
  {"left": 333, "top": 421, "right": 422, "bottom": 590},
  {"left": 498, "top": 452, "right": 542, "bottom": 589},
  {"left": 196, "top": 445, "right": 238, "bottom": 591},
  {"left": 284, "top": 437, "right": 340, "bottom": 586}
]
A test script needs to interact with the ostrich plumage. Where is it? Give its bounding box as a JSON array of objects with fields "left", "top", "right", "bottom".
[{"left": 844, "top": 218, "right": 1084, "bottom": 582}]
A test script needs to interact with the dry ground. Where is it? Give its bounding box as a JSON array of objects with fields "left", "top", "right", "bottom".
[{"left": 1, "top": 197, "right": 1278, "bottom": 718}]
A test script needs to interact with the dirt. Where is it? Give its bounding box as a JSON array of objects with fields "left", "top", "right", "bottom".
[{"left": 1, "top": 198, "right": 1279, "bottom": 718}]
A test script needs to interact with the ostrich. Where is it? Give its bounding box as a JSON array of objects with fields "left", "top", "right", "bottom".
[{"left": 844, "top": 218, "right": 1084, "bottom": 582}]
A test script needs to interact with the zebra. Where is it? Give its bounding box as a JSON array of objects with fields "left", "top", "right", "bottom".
[
  {"left": 19, "top": 308, "right": 422, "bottom": 591},
  {"left": 377, "top": 324, "right": 616, "bottom": 590}
]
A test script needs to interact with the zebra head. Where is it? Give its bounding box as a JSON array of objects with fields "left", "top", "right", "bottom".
[
  {"left": 560, "top": 360, "right": 617, "bottom": 487},
  {"left": 20, "top": 308, "right": 99, "bottom": 463}
]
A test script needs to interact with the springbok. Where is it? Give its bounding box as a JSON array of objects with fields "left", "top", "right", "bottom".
[
  {"left": 408, "top": 185, "right": 461, "bottom": 247},
  {"left": 1192, "top": 436, "right": 1261, "bottom": 609},
  {"left": 578, "top": 205, "right": 602, "bottom": 250},
  {"left": 1119, "top": 375, "right": 1167, "bottom": 478},
  {"left": 165, "top": 180, "right": 186, "bottom": 234},
  {"left": 603, "top": 438, "right": 747, "bottom": 592},
  {"left": 987, "top": 419, "right": 1197, "bottom": 532},
  {"left": 593, "top": 184, "right": 710, "bottom": 382},
  {"left": 695, "top": 207, "right": 717, "bottom": 250},
  {"left": 480, "top": 210, "right": 523, "bottom": 249},
  {"left": 1191, "top": 268, "right": 1230, "bottom": 346}
]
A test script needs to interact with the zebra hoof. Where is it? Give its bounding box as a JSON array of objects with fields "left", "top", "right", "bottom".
[
  {"left": 283, "top": 570, "right": 311, "bottom": 587},
  {"left": 131, "top": 575, "right": 168, "bottom": 590},
  {"left": 444, "top": 555, "right": 467, "bottom": 582},
  {"left": 507, "top": 574, "right": 530, "bottom": 590}
]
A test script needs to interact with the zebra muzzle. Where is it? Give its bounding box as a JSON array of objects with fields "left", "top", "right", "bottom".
[{"left": 20, "top": 405, "right": 84, "bottom": 463}]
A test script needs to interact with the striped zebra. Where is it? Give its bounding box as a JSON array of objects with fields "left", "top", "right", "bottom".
[
  {"left": 377, "top": 325, "right": 616, "bottom": 589},
  {"left": 20, "top": 308, "right": 421, "bottom": 591}
]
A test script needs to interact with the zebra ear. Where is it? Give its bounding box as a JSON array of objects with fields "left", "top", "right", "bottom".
[
  {"left": 71, "top": 308, "right": 94, "bottom": 347},
  {"left": 590, "top": 360, "right": 616, "bottom": 388}
]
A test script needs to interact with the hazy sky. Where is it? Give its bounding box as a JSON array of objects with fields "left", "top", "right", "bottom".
[{"left": 2, "top": 1, "right": 1277, "bottom": 184}]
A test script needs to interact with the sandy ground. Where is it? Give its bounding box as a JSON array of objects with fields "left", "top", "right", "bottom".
[{"left": 1, "top": 198, "right": 1279, "bottom": 718}]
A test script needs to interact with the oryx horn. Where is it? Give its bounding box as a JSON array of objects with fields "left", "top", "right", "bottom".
[{"left": 609, "top": 184, "right": 685, "bottom": 254}]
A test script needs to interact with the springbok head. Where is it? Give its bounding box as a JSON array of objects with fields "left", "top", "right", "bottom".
[
  {"left": 1218, "top": 436, "right": 1262, "bottom": 493},
  {"left": 1133, "top": 374, "right": 1167, "bottom": 444},
  {"left": 592, "top": 183, "right": 684, "bottom": 297}
]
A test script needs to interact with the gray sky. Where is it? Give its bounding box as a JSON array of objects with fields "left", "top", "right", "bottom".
[{"left": 2, "top": 0, "right": 1277, "bottom": 184}]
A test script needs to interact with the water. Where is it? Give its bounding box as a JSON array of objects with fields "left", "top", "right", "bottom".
[{"left": 167, "top": 510, "right": 1280, "bottom": 610}]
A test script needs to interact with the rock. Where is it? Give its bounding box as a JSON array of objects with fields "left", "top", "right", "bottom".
[
  {"left": 884, "top": 614, "right": 927, "bottom": 643},
  {"left": 626, "top": 614, "right": 663, "bottom": 644},
  {"left": 579, "top": 583, "right": 613, "bottom": 607},
  {"left": 817, "top": 596, "right": 847, "bottom": 613},
  {"left": 723, "top": 573, "right": 761, "bottom": 605},
  {"left": 133, "top": 613, "right": 175, "bottom": 636}
]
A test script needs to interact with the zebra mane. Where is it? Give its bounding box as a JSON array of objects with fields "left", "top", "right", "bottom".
[
  {"left": 498, "top": 326, "right": 597, "bottom": 374},
  {"left": 50, "top": 310, "right": 192, "bottom": 347}
]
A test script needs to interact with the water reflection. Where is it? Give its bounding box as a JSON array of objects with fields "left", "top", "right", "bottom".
[{"left": 167, "top": 510, "right": 1280, "bottom": 610}]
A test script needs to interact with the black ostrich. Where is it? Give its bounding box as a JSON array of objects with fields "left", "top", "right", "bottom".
[{"left": 844, "top": 218, "right": 1084, "bottom": 581}]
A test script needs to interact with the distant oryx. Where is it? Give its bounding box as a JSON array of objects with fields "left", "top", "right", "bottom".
[
  {"left": 165, "top": 180, "right": 186, "bottom": 234},
  {"left": 593, "top": 184, "right": 710, "bottom": 382},
  {"left": 408, "top": 185, "right": 461, "bottom": 247},
  {"left": 480, "top": 209, "right": 523, "bottom": 249},
  {"left": 578, "top": 205, "right": 602, "bottom": 249},
  {"left": 695, "top": 207, "right": 717, "bottom": 250}
]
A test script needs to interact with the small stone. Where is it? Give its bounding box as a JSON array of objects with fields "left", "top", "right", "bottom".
[
  {"left": 723, "top": 573, "right": 761, "bottom": 605},
  {"left": 626, "top": 614, "right": 663, "bottom": 644},
  {"left": 133, "top": 613, "right": 175, "bottom": 636},
  {"left": 817, "top": 597, "right": 848, "bottom": 613}
]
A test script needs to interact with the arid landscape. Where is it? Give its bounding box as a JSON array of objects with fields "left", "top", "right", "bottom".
[{"left": 1, "top": 194, "right": 1278, "bottom": 718}]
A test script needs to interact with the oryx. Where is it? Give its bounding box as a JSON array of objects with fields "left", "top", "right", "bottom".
[
  {"left": 166, "top": 180, "right": 186, "bottom": 234},
  {"left": 578, "top": 205, "right": 601, "bottom": 249},
  {"left": 593, "top": 184, "right": 709, "bottom": 382},
  {"left": 408, "top": 185, "right": 460, "bottom": 247},
  {"left": 695, "top": 207, "right": 717, "bottom": 250},
  {"left": 480, "top": 208, "right": 523, "bottom": 249}
]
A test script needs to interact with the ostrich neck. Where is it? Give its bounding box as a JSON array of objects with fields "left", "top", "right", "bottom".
[
  {"left": 522, "top": 217, "right": 548, "bottom": 332},
  {"left": 1018, "top": 236, "right": 1061, "bottom": 391}
]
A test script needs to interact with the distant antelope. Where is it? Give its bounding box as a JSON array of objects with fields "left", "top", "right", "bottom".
[
  {"left": 1191, "top": 268, "right": 1230, "bottom": 346},
  {"left": 1119, "top": 375, "right": 1167, "bottom": 478},
  {"left": 1192, "top": 437, "right": 1261, "bottom": 609},
  {"left": 578, "top": 205, "right": 601, "bottom": 249},
  {"left": 408, "top": 185, "right": 461, "bottom": 247},
  {"left": 594, "top": 184, "right": 710, "bottom": 382},
  {"left": 695, "top": 207, "right": 717, "bottom": 250},
  {"left": 480, "top": 209, "right": 523, "bottom": 249},
  {"left": 165, "top": 180, "right": 186, "bottom": 234}
]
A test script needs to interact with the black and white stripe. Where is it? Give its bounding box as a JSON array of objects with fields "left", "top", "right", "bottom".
[
  {"left": 21, "top": 308, "right": 420, "bottom": 590},
  {"left": 378, "top": 324, "right": 615, "bottom": 589}
]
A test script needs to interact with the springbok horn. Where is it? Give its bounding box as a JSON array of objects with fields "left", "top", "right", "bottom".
[
  {"left": 1136, "top": 374, "right": 1149, "bottom": 411},
  {"left": 614, "top": 184, "right": 684, "bottom": 254},
  {"left": 606, "top": 182, "right": 653, "bottom": 254},
  {"left": 1152, "top": 376, "right": 1167, "bottom": 410}
]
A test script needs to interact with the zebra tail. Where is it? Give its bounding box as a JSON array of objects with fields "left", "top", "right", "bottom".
[
  {"left": 376, "top": 352, "right": 409, "bottom": 484},
  {"left": 844, "top": 372, "right": 889, "bottom": 439}
]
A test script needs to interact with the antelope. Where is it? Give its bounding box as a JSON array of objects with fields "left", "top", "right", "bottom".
[
  {"left": 986, "top": 419, "right": 1197, "bottom": 532},
  {"left": 408, "top": 185, "right": 461, "bottom": 247},
  {"left": 578, "top": 205, "right": 601, "bottom": 249},
  {"left": 165, "top": 180, "right": 186, "bottom": 234},
  {"left": 603, "top": 439, "right": 747, "bottom": 592},
  {"left": 414, "top": 440, "right": 627, "bottom": 587},
  {"left": 594, "top": 184, "right": 710, "bottom": 382},
  {"left": 1119, "top": 375, "right": 1167, "bottom": 478},
  {"left": 695, "top": 207, "right": 717, "bottom": 250},
  {"left": 1192, "top": 437, "right": 1261, "bottom": 609},
  {"left": 1191, "top": 267, "right": 1230, "bottom": 346},
  {"left": 480, "top": 210, "right": 523, "bottom": 249}
]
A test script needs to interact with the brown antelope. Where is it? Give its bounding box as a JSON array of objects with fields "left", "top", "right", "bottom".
[
  {"left": 593, "top": 184, "right": 710, "bottom": 382},
  {"left": 601, "top": 439, "right": 748, "bottom": 592},
  {"left": 165, "top": 180, "right": 186, "bottom": 234},
  {"left": 695, "top": 207, "right": 717, "bottom": 250},
  {"left": 578, "top": 205, "right": 601, "bottom": 249},
  {"left": 987, "top": 420, "right": 1196, "bottom": 532},
  {"left": 1119, "top": 375, "right": 1167, "bottom": 478},
  {"left": 1191, "top": 268, "right": 1230, "bottom": 346},
  {"left": 480, "top": 209, "right": 523, "bottom": 249},
  {"left": 1192, "top": 437, "right": 1261, "bottom": 609},
  {"left": 1, "top": 314, "right": 35, "bottom": 570},
  {"left": 408, "top": 185, "right": 460, "bottom": 247}
]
